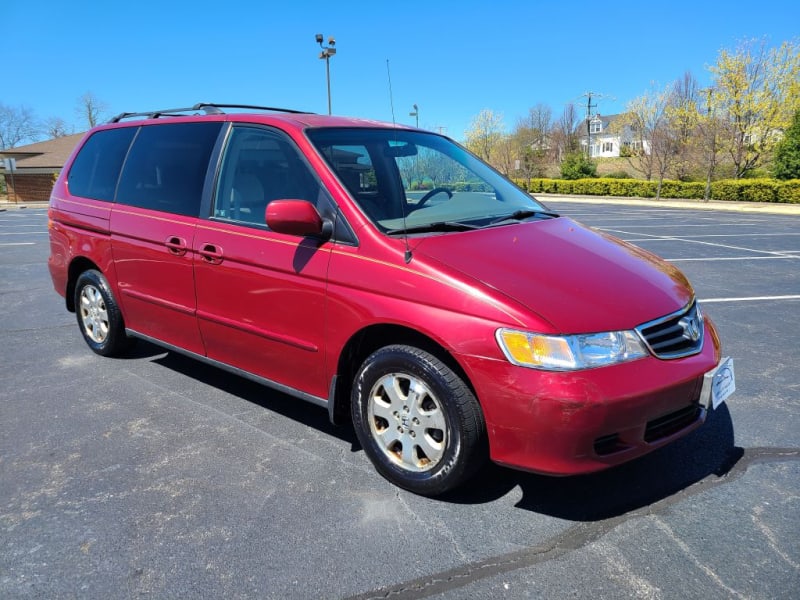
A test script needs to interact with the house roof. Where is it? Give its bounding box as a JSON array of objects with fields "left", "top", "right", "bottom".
[
  {"left": 577, "top": 114, "right": 628, "bottom": 140},
  {"left": 0, "top": 133, "right": 85, "bottom": 170}
]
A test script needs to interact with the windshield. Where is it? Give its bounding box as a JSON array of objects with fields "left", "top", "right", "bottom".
[{"left": 306, "top": 128, "right": 553, "bottom": 233}]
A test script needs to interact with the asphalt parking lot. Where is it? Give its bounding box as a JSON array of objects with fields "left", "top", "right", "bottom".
[{"left": 1, "top": 199, "right": 798, "bottom": 599}]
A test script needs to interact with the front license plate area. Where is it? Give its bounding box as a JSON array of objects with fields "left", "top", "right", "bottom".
[{"left": 700, "top": 357, "right": 735, "bottom": 410}]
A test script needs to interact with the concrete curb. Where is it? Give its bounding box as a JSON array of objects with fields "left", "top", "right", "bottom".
[
  {"left": 0, "top": 201, "right": 48, "bottom": 211},
  {"left": 535, "top": 193, "right": 800, "bottom": 215}
]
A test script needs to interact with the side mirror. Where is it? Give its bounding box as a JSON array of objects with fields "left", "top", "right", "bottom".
[{"left": 266, "top": 199, "right": 332, "bottom": 239}]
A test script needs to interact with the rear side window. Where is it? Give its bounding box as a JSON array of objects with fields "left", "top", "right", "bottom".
[
  {"left": 116, "top": 122, "right": 222, "bottom": 216},
  {"left": 67, "top": 128, "right": 136, "bottom": 201}
]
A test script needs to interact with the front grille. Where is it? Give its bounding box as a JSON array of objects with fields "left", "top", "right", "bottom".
[
  {"left": 636, "top": 301, "right": 704, "bottom": 359},
  {"left": 644, "top": 404, "right": 702, "bottom": 442}
]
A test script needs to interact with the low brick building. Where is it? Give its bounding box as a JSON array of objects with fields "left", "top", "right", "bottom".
[{"left": 1, "top": 133, "right": 84, "bottom": 202}]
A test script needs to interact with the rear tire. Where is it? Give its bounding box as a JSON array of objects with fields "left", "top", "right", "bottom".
[
  {"left": 351, "top": 344, "right": 486, "bottom": 496},
  {"left": 74, "top": 270, "right": 134, "bottom": 357}
]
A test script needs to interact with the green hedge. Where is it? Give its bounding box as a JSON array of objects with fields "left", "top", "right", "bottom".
[{"left": 514, "top": 177, "right": 800, "bottom": 204}]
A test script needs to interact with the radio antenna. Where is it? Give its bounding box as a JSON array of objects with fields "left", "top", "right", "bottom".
[
  {"left": 386, "top": 59, "right": 397, "bottom": 126},
  {"left": 386, "top": 59, "right": 413, "bottom": 263}
]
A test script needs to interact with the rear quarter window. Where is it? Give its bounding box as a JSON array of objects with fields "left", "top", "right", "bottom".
[
  {"left": 116, "top": 122, "right": 222, "bottom": 217},
  {"left": 67, "top": 128, "right": 137, "bottom": 201}
]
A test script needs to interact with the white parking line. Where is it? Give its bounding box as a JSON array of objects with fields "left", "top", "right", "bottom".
[
  {"left": 621, "top": 237, "right": 762, "bottom": 243},
  {"left": 0, "top": 242, "right": 36, "bottom": 246},
  {"left": 701, "top": 295, "right": 800, "bottom": 303},
  {"left": 602, "top": 228, "right": 794, "bottom": 258},
  {"left": 598, "top": 222, "right": 763, "bottom": 229},
  {"left": 624, "top": 233, "right": 800, "bottom": 241},
  {"left": 0, "top": 231, "right": 48, "bottom": 235},
  {"left": 669, "top": 256, "right": 799, "bottom": 262}
]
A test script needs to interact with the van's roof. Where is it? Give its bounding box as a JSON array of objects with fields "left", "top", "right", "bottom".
[{"left": 106, "top": 103, "right": 415, "bottom": 132}]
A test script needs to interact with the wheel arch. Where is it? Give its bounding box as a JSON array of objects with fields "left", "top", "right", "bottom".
[
  {"left": 66, "top": 257, "right": 101, "bottom": 313},
  {"left": 328, "top": 323, "right": 477, "bottom": 426}
]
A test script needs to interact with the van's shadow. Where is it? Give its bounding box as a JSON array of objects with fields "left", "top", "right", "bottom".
[
  {"left": 141, "top": 342, "right": 740, "bottom": 521},
  {"left": 140, "top": 342, "right": 358, "bottom": 447}
]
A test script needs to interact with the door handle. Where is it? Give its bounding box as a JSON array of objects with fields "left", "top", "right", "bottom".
[
  {"left": 165, "top": 236, "right": 187, "bottom": 256},
  {"left": 199, "top": 243, "right": 224, "bottom": 264}
]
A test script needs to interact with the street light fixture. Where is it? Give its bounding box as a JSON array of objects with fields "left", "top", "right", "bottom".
[
  {"left": 409, "top": 103, "right": 419, "bottom": 128},
  {"left": 316, "top": 33, "right": 336, "bottom": 115}
]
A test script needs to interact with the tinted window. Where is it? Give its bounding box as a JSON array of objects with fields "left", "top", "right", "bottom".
[
  {"left": 67, "top": 128, "right": 136, "bottom": 201},
  {"left": 116, "top": 122, "right": 222, "bottom": 216}
]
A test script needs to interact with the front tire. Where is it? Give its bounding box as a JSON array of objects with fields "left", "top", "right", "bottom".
[
  {"left": 351, "top": 345, "right": 486, "bottom": 496},
  {"left": 74, "top": 270, "right": 133, "bottom": 357}
]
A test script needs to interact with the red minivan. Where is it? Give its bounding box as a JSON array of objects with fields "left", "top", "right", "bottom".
[{"left": 48, "top": 103, "right": 734, "bottom": 495}]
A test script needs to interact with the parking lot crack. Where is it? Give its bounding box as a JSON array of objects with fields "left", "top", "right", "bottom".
[{"left": 345, "top": 446, "right": 800, "bottom": 600}]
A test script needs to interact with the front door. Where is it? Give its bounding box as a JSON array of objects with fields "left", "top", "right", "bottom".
[{"left": 193, "top": 125, "right": 334, "bottom": 400}]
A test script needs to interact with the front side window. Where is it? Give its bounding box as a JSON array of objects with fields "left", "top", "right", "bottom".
[
  {"left": 116, "top": 122, "right": 222, "bottom": 216},
  {"left": 307, "top": 128, "right": 550, "bottom": 233},
  {"left": 213, "top": 126, "right": 324, "bottom": 225}
]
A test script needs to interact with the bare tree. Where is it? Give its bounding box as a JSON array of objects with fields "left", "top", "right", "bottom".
[
  {"left": 493, "top": 134, "right": 517, "bottom": 177},
  {"left": 669, "top": 72, "right": 701, "bottom": 180},
  {"left": 696, "top": 87, "right": 726, "bottom": 200},
  {"left": 0, "top": 103, "right": 40, "bottom": 149},
  {"left": 44, "top": 116, "right": 72, "bottom": 139},
  {"left": 511, "top": 104, "right": 554, "bottom": 179},
  {"left": 517, "top": 104, "right": 552, "bottom": 148},
  {"left": 552, "top": 103, "right": 580, "bottom": 163},
  {"left": 76, "top": 92, "right": 109, "bottom": 129}
]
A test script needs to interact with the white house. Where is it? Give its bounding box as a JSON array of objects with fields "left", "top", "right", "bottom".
[{"left": 578, "top": 114, "right": 650, "bottom": 158}]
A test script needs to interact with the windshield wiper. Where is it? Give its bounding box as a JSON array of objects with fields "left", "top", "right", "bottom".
[
  {"left": 386, "top": 221, "right": 480, "bottom": 235},
  {"left": 487, "top": 209, "right": 559, "bottom": 226}
]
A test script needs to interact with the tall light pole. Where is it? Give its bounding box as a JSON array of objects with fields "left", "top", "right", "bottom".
[
  {"left": 315, "top": 33, "right": 336, "bottom": 115},
  {"left": 409, "top": 103, "right": 419, "bottom": 128}
]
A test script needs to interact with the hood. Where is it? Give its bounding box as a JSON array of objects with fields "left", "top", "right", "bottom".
[{"left": 412, "top": 217, "right": 693, "bottom": 333}]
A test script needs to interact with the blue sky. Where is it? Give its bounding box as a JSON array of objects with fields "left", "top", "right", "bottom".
[{"left": 5, "top": 0, "right": 799, "bottom": 141}]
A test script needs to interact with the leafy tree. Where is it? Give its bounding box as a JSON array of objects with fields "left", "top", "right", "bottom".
[
  {"left": 618, "top": 84, "right": 676, "bottom": 192},
  {"left": 560, "top": 151, "right": 596, "bottom": 179},
  {"left": 773, "top": 109, "right": 800, "bottom": 179},
  {"left": 464, "top": 109, "right": 505, "bottom": 163},
  {"left": 709, "top": 38, "right": 800, "bottom": 178}
]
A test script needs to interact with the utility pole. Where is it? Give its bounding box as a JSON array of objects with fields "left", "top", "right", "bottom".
[
  {"left": 586, "top": 92, "right": 597, "bottom": 157},
  {"left": 409, "top": 104, "right": 419, "bottom": 128},
  {"left": 577, "top": 91, "right": 613, "bottom": 157}
]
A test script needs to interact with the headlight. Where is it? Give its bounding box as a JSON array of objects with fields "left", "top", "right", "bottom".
[{"left": 496, "top": 328, "right": 649, "bottom": 371}]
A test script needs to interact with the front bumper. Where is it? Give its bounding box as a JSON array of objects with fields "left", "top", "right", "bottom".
[{"left": 460, "top": 319, "right": 722, "bottom": 475}]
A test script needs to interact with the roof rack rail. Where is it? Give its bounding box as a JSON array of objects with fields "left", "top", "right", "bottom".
[{"left": 108, "top": 103, "right": 312, "bottom": 123}]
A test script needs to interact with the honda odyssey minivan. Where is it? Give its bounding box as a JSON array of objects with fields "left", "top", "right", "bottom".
[{"left": 48, "top": 103, "right": 734, "bottom": 495}]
